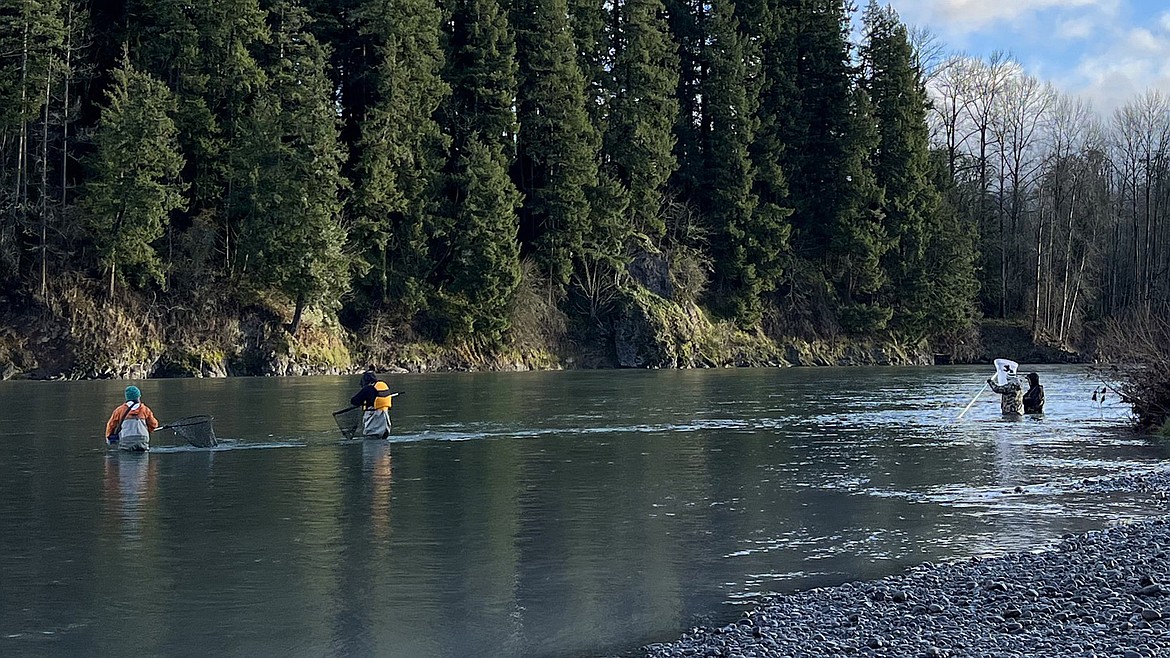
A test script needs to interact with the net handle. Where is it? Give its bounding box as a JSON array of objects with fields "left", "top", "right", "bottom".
[{"left": 334, "top": 392, "right": 403, "bottom": 416}]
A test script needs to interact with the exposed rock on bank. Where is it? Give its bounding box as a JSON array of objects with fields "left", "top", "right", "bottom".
[
  {"left": 0, "top": 285, "right": 354, "bottom": 379},
  {"left": 6, "top": 279, "right": 1092, "bottom": 379},
  {"left": 612, "top": 287, "right": 934, "bottom": 369},
  {"left": 636, "top": 471, "right": 1170, "bottom": 658}
]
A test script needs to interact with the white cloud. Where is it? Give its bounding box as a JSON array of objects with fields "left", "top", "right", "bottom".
[
  {"left": 889, "top": 0, "right": 1170, "bottom": 116},
  {"left": 1059, "top": 25, "right": 1170, "bottom": 115},
  {"left": 1056, "top": 17, "right": 1095, "bottom": 39},
  {"left": 1126, "top": 28, "right": 1163, "bottom": 53},
  {"left": 891, "top": 0, "right": 1113, "bottom": 32}
]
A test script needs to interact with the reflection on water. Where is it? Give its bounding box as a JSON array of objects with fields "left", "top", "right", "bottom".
[
  {"left": 102, "top": 452, "right": 159, "bottom": 540},
  {"left": 0, "top": 366, "right": 1164, "bottom": 657}
]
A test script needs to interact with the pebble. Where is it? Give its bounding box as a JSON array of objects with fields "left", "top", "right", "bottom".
[{"left": 633, "top": 470, "right": 1170, "bottom": 658}]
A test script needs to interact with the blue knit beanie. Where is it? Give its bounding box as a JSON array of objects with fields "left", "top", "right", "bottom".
[{"left": 125, "top": 385, "right": 141, "bottom": 401}]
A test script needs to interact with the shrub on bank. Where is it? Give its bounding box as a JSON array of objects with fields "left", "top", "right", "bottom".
[{"left": 1096, "top": 311, "right": 1170, "bottom": 434}]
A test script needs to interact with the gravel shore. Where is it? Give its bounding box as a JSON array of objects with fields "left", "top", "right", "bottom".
[{"left": 638, "top": 469, "right": 1170, "bottom": 658}]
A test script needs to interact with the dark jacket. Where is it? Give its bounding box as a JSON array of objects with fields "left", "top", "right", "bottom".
[
  {"left": 351, "top": 380, "right": 393, "bottom": 410},
  {"left": 1024, "top": 385, "right": 1044, "bottom": 414}
]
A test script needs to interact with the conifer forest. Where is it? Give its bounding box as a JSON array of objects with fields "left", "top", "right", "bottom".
[{"left": 1, "top": 0, "right": 1168, "bottom": 373}]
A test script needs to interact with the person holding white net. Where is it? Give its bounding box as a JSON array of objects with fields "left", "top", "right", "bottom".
[{"left": 987, "top": 359, "right": 1024, "bottom": 417}]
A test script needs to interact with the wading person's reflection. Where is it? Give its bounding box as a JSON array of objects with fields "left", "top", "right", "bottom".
[
  {"left": 363, "top": 440, "right": 393, "bottom": 542},
  {"left": 330, "top": 441, "right": 395, "bottom": 655},
  {"left": 103, "top": 452, "right": 159, "bottom": 539}
]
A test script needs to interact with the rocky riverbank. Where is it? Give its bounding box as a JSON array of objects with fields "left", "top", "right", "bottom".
[
  {"left": 0, "top": 285, "right": 937, "bottom": 379},
  {"left": 635, "top": 470, "right": 1170, "bottom": 658}
]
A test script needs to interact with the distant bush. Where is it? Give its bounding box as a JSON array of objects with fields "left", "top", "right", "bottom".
[{"left": 1096, "top": 309, "right": 1170, "bottom": 433}]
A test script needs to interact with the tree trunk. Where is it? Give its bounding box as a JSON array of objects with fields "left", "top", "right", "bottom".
[
  {"left": 1057, "top": 185, "right": 1077, "bottom": 341},
  {"left": 40, "top": 61, "right": 51, "bottom": 298},
  {"left": 16, "top": 3, "right": 30, "bottom": 207},
  {"left": 1032, "top": 196, "right": 1043, "bottom": 334},
  {"left": 289, "top": 292, "right": 306, "bottom": 334},
  {"left": 61, "top": 0, "right": 72, "bottom": 214}
]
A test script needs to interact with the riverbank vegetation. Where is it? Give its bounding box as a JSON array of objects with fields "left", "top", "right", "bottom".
[
  {"left": 1096, "top": 311, "right": 1170, "bottom": 435},
  {"left": 0, "top": 0, "right": 1165, "bottom": 377}
]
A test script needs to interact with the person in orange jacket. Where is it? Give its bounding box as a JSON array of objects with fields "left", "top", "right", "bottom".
[{"left": 105, "top": 385, "right": 159, "bottom": 451}]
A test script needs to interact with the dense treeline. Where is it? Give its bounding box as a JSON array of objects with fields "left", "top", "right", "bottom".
[
  {"left": 927, "top": 52, "right": 1170, "bottom": 346},
  {"left": 0, "top": 0, "right": 1157, "bottom": 359}
]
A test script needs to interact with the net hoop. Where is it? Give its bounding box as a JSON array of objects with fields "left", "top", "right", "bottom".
[{"left": 164, "top": 415, "right": 217, "bottom": 448}]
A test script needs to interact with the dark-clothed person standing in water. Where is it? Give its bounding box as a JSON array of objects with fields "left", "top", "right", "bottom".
[
  {"left": 1024, "top": 372, "right": 1045, "bottom": 414},
  {"left": 351, "top": 370, "right": 393, "bottom": 438}
]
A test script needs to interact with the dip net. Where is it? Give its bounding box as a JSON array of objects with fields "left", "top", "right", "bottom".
[
  {"left": 164, "top": 415, "right": 217, "bottom": 448},
  {"left": 333, "top": 407, "right": 363, "bottom": 439}
]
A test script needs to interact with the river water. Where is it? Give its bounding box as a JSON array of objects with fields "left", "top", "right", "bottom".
[{"left": 0, "top": 365, "right": 1162, "bottom": 657}]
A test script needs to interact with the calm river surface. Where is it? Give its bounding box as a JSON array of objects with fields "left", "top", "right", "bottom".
[{"left": 0, "top": 366, "right": 1163, "bottom": 657}]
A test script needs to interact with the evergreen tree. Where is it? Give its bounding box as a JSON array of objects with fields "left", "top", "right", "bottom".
[
  {"left": 663, "top": 0, "right": 704, "bottom": 201},
  {"left": 701, "top": 0, "right": 789, "bottom": 326},
  {"left": 348, "top": 0, "right": 450, "bottom": 316},
  {"left": 739, "top": 0, "right": 794, "bottom": 267},
  {"left": 295, "top": 0, "right": 377, "bottom": 160},
  {"left": 606, "top": 0, "right": 679, "bottom": 241},
  {"left": 234, "top": 1, "right": 348, "bottom": 333},
  {"left": 437, "top": 0, "right": 523, "bottom": 340},
  {"left": 437, "top": 138, "right": 523, "bottom": 341},
  {"left": 771, "top": 0, "right": 889, "bottom": 331},
  {"left": 567, "top": 0, "right": 611, "bottom": 131},
  {"left": 441, "top": 0, "right": 518, "bottom": 156},
  {"left": 833, "top": 86, "right": 892, "bottom": 332},
  {"left": 81, "top": 57, "right": 185, "bottom": 296},
  {"left": 774, "top": 0, "right": 854, "bottom": 258},
  {"left": 511, "top": 0, "right": 601, "bottom": 288},
  {"left": 860, "top": 1, "right": 939, "bottom": 338},
  {"left": 126, "top": 0, "right": 270, "bottom": 273},
  {"left": 922, "top": 149, "right": 979, "bottom": 335}
]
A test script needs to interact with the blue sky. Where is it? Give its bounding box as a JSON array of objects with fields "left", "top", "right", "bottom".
[{"left": 885, "top": 0, "right": 1170, "bottom": 114}]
